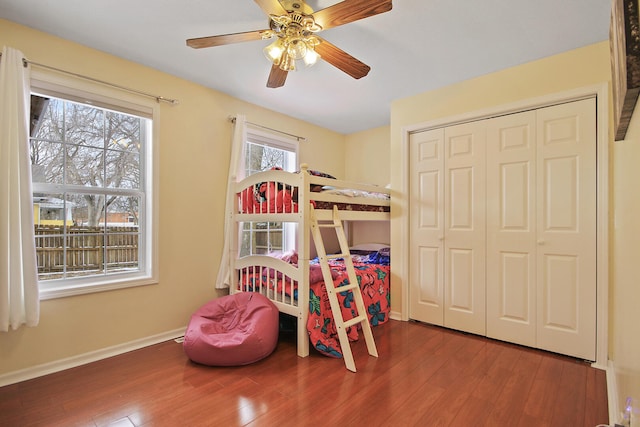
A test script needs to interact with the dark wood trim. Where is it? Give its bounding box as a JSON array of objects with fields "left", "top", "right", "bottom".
[{"left": 611, "top": 0, "right": 640, "bottom": 141}]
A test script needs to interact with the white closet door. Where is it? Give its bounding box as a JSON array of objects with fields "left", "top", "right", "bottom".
[
  {"left": 409, "top": 123, "right": 487, "bottom": 334},
  {"left": 486, "top": 111, "right": 537, "bottom": 346},
  {"left": 443, "top": 122, "right": 486, "bottom": 335},
  {"left": 535, "top": 99, "right": 597, "bottom": 360},
  {"left": 409, "top": 129, "right": 445, "bottom": 325},
  {"left": 409, "top": 98, "right": 596, "bottom": 359}
]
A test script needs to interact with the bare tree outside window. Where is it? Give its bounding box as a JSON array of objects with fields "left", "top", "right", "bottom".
[
  {"left": 245, "top": 142, "right": 288, "bottom": 175},
  {"left": 31, "top": 96, "right": 141, "bottom": 226},
  {"left": 30, "top": 94, "right": 147, "bottom": 281}
]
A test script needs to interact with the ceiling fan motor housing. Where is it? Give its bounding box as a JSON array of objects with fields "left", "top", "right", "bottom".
[{"left": 281, "top": 0, "right": 313, "bottom": 15}]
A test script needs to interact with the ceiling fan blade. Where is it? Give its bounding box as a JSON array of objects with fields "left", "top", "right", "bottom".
[
  {"left": 187, "top": 30, "right": 268, "bottom": 49},
  {"left": 267, "top": 64, "right": 288, "bottom": 88},
  {"left": 315, "top": 38, "right": 371, "bottom": 79},
  {"left": 313, "top": 0, "right": 392, "bottom": 30},
  {"left": 254, "top": 0, "right": 287, "bottom": 16}
]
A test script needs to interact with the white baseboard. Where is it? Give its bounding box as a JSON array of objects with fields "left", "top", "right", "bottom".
[
  {"left": 389, "top": 310, "right": 402, "bottom": 321},
  {"left": 0, "top": 327, "right": 186, "bottom": 388},
  {"left": 606, "top": 359, "right": 620, "bottom": 426}
]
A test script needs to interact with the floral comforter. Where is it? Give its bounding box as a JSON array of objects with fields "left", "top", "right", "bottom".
[
  {"left": 307, "top": 256, "right": 390, "bottom": 358},
  {"left": 237, "top": 249, "right": 391, "bottom": 358}
]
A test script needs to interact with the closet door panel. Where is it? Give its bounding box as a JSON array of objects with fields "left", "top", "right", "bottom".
[
  {"left": 443, "top": 122, "right": 486, "bottom": 335},
  {"left": 541, "top": 254, "right": 578, "bottom": 328},
  {"left": 448, "top": 248, "right": 473, "bottom": 309},
  {"left": 409, "top": 129, "right": 445, "bottom": 325},
  {"left": 486, "top": 111, "right": 537, "bottom": 346},
  {"left": 536, "top": 98, "right": 596, "bottom": 361},
  {"left": 408, "top": 98, "right": 597, "bottom": 360}
]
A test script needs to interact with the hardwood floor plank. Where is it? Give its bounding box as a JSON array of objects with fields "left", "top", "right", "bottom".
[
  {"left": 484, "top": 348, "right": 541, "bottom": 426},
  {"left": 0, "top": 320, "right": 609, "bottom": 427},
  {"left": 384, "top": 381, "right": 446, "bottom": 426},
  {"left": 323, "top": 327, "right": 455, "bottom": 426},
  {"left": 550, "top": 358, "right": 589, "bottom": 426},
  {"left": 470, "top": 342, "right": 511, "bottom": 401},
  {"left": 522, "top": 354, "right": 564, "bottom": 425},
  {"left": 450, "top": 395, "right": 494, "bottom": 426}
]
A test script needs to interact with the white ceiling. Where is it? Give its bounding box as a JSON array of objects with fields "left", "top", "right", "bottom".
[{"left": 0, "top": 0, "right": 611, "bottom": 134}]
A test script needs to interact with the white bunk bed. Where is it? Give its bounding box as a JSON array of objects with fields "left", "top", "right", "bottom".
[{"left": 230, "top": 164, "right": 390, "bottom": 358}]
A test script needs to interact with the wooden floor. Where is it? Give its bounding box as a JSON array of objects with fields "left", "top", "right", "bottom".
[{"left": 0, "top": 319, "right": 609, "bottom": 427}]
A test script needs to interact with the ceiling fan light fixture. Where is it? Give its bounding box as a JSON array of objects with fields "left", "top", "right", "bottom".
[
  {"left": 303, "top": 47, "right": 320, "bottom": 67},
  {"left": 287, "top": 38, "right": 307, "bottom": 60},
  {"left": 279, "top": 52, "right": 296, "bottom": 71},
  {"left": 263, "top": 38, "right": 285, "bottom": 65},
  {"left": 265, "top": 30, "right": 320, "bottom": 71},
  {"left": 261, "top": 8, "right": 325, "bottom": 72}
]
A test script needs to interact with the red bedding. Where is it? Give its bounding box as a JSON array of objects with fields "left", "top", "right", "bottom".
[
  {"left": 307, "top": 259, "right": 390, "bottom": 358},
  {"left": 236, "top": 168, "right": 390, "bottom": 214},
  {"left": 239, "top": 183, "right": 298, "bottom": 213},
  {"left": 236, "top": 255, "right": 390, "bottom": 358},
  {"left": 238, "top": 188, "right": 391, "bottom": 214}
]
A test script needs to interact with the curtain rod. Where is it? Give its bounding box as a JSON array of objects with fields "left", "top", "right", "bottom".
[
  {"left": 228, "top": 116, "right": 307, "bottom": 142},
  {"left": 0, "top": 52, "right": 179, "bottom": 105}
]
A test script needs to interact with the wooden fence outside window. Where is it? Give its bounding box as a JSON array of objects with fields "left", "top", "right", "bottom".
[{"left": 34, "top": 225, "right": 139, "bottom": 279}]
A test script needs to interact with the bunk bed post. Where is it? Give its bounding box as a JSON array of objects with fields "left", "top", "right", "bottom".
[
  {"left": 229, "top": 174, "right": 239, "bottom": 295},
  {"left": 296, "top": 164, "right": 310, "bottom": 358}
]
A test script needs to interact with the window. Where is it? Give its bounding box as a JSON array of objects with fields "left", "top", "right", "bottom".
[
  {"left": 30, "top": 75, "right": 158, "bottom": 299},
  {"left": 239, "top": 129, "right": 298, "bottom": 257}
]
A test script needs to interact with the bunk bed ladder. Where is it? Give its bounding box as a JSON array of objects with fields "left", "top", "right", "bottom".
[{"left": 309, "top": 205, "right": 378, "bottom": 372}]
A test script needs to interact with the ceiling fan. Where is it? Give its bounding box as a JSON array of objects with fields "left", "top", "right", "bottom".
[{"left": 186, "top": 0, "right": 393, "bottom": 88}]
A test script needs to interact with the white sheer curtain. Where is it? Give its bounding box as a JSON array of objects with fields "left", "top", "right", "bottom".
[
  {"left": 0, "top": 46, "right": 39, "bottom": 331},
  {"left": 216, "top": 115, "right": 247, "bottom": 289}
]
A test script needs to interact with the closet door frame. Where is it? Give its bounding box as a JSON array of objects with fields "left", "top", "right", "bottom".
[{"left": 399, "top": 84, "right": 610, "bottom": 369}]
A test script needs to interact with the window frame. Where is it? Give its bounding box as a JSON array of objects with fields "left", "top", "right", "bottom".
[
  {"left": 30, "top": 69, "right": 160, "bottom": 300},
  {"left": 242, "top": 127, "right": 299, "bottom": 255}
]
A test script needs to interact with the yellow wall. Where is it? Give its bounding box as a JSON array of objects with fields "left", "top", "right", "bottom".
[
  {"left": 0, "top": 19, "right": 346, "bottom": 377},
  {"left": 344, "top": 125, "right": 390, "bottom": 186},
  {"left": 390, "top": 40, "right": 639, "bottom": 413},
  {"left": 612, "top": 110, "right": 640, "bottom": 409},
  {"left": 344, "top": 126, "right": 391, "bottom": 247}
]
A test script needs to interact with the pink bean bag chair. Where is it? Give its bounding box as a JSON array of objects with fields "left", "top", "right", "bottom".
[{"left": 183, "top": 292, "right": 279, "bottom": 366}]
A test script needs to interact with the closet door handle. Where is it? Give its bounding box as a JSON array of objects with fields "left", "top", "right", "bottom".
[{"left": 537, "top": 239, "right": 545, "bottom": 245}]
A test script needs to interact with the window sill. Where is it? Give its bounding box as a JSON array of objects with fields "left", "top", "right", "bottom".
[{"left": 39, "top": 276, "right": 158, "bottom": 300}]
